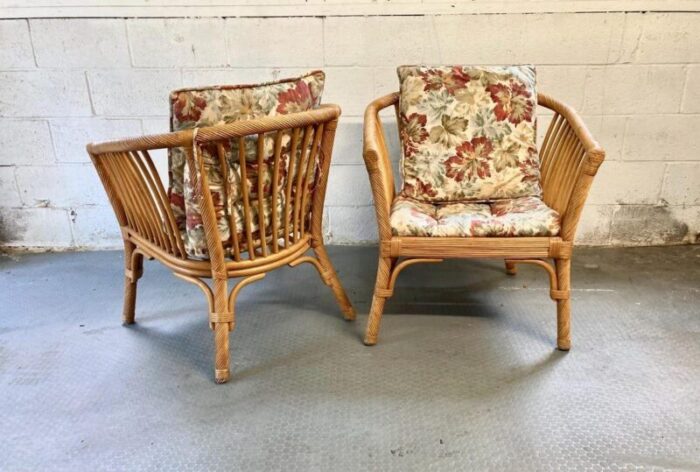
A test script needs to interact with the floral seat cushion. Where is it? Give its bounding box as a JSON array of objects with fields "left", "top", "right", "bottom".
[
  {"left": 390, "top": 196, "right": 560, "bottom": 237},
  {"left": 168, "top": 71, "right": 325, "bottom": 258},
  {"left": 397, "top": 65, "right": 541, "bottom": 203}
]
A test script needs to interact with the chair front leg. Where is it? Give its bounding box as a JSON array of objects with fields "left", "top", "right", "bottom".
[
  {"left": 555, "top": 258, "right": 571, "bottom": 351},
  {"left": 213, "top": 322, "right": 230, "bottom": 383},
  {"left": 122, "top": 240, "right": 143, "bottom": 325},
  {"left": 312, "top": 242, "right": 356, "bottom": 321},
  {"left": 210, "top": 277, "right": 232, "bottom": 384},
  {"left": 364, "top": 256, "right": 396, "bottom": 346}
]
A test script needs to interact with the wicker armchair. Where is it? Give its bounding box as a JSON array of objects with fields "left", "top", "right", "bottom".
[
  {"left": 87, "top": 74, "right": 354, "bottom": 383},
  {"left": 362, "top": 67, "right": 605, "bottom": 349}
]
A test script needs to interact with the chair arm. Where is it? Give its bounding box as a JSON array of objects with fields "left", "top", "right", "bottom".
[
  {"left": 537, "top": 93, "right": 606, "bottom": 241},
  {"left": 364, "top": 92, "right": 400, "bottom": 241},
  {"left": 87, "top": 130, "right": 193, "bottom": 259},
  {"left": 86, "top": 129, "right": 193, "bottom": 155}
]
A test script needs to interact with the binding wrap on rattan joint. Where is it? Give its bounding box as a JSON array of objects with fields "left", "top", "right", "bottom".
[
  {"left": 124, "top": 268, "right": 142, "bottom": 282},
  {"left": 549, "top": 239, "right": 573, "bottom": 259},
  {"left": 550, "top": 289, "right": 570, "bottom": 300},
  {"left": 209, "top": 311, "right": 234, "bottom": 324}
]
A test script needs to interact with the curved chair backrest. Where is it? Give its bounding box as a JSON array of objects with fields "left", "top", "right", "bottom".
[
  {"left": 191, "top": 106, "right": 341, "bottom": 265},
  {"left": 87, "top": 105, "right": 341, "bottom": 272}
]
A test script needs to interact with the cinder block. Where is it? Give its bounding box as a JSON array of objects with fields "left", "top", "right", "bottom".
[
  {"left": 610, "top": 204, "right": 690, "bottom": 246},
  {"left": 521, "top": 13, "right": 622, "bottom": 65},
  {"left": 323, "top": 68, "right": 375, "bottom": 117},
  {"left": 70, "top": 206, "right": 121, "bottom": 248},
  {"left": 226, "top": 17, "right": 322, "bottom": 67},
  {"left": 333, "top": 115, "right": 401, "bottom": 167},
  {"left": 574, "top": 205, "right": 613, "bottom": 246},
  {"left": 583, "top": 66, "right": 686, "bottom": 115},
  {"left": 0, "top": 207, "right": 72, "bottom": 247},
  {"left": 537, "top": 66, "right": 587, "bottom": 111},
  {"left": 182, "top": 68, "right": 274, "bottom": 88},
  {"left": 0, "top": 120, "right": 54, "bottom": 165},
  {"left": 433, "top": 14, "right": 519, "bottom": 64},
  {"left": 373, "top": 66, "right": 400, "bottom": 97},
  {"left": 30, "top": 19, "right": 130, "bottom": 68},
  {"left": 681, "top": 66, "right": 700, "bottom": 113},
  {"left": 332, "top": 118, "right": 364, "bottom": 165},
  {"left": 587, "top": 161, "right": 665, "bottom": 205},
  {"left": 0, "top": 71, "right": 91, "bottom": 117},
  {"left": 51, "top": 118, "right": 143, "bottom": 163},
  {"left": 584, "top": 115, "right": 626, "bottom": 161},
  {"left": 140, "top": 117, "right": 170, "bottom": 182},
  {"left": 580, "top": 66, "right": 607, "bottom": 115},
  {"left": 326, "top": 165, "right": 373, "bottom": 207},
  {"left": 327, "top": 206, "right": 378, "bottom": 244},
  {"left": 617, "top": 13, "right": 700, "bottom": 64},
  {"left": 0, "top": 167, "right": 21, "bottom": 207},
  {"left": 88, "top": 69, "right": 182, "bottom": 116},
  {"left": 623, "top": 115, "right": 700, "bottom": 161},
  {"left": 669, "top": 205, "right": 700, "bottom": 244},
  {"left": 128, "top": 19, "right": 227, "bottom": 67},
  {"left": 0, "top": 20, "right": 35, "bottom": 68},
  {"left": 325, "top": 16, "right": 436, "bottom": 66},
  {"left": 15, "top": 165, "right": 107, "bottom": 208},
  {"left": 435, "top": 13, "right": 619, "bottom": 65},
  {"left": 660, "top": 163, "right": 700, "bottom": 206},
  {"left": 141, "top": 117, "right": 170, "bottom": 135}
]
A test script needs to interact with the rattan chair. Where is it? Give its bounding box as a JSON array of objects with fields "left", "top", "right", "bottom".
[
  {"left": 87, "top": 100, "right": 354, "bottom": 383},
  {"left": 362, "top": 90, "right": 605, "bottom": 349}
]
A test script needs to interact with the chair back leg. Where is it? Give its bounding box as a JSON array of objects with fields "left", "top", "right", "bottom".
[
  {"left": 122, "top": 240, "right": 143, "bottom": 325},
  {"left": 313, "top": 243, "right": 356, "bottom": 321}
]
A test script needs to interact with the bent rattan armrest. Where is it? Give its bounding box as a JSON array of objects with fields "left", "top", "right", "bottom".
[
  {"left": 537, "top": 93, "right": 605, "bottom": 241},
  {"left": 87, "top": 105, "right": 355, "bottom": 383},
  {"left": 363, "top": 92, "right": 400, "bottom": 241}
]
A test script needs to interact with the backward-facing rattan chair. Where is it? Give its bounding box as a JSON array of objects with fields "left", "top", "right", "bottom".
[
  {"left": 87, "top": 73, "right": 354, "bottom": 383},
  {"left": 363, "top": 66, "right": 605, "bottom": 350}
]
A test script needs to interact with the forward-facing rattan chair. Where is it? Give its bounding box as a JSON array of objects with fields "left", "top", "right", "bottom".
[
  {"left": 363, "top": 65, "right": 605, "bottom": 349},
  {"left": 87, "top": 72, "right": 354, "bottom": 383}
]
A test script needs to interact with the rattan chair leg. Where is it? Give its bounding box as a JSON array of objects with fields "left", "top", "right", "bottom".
[
  {"left": 313, "top": 243, "right": 356, "bottom": 321},
  {"left": 364, "top": 256, "right": 395, "bottom": 346},
  {"left": 213, "top": 322, "right": 230, "bottom": 383},
  {"left": 122, "top": 241, "right": 143, "bottom": 325},
  {"left": 505, "top": 260, "right": 518, "bottom": 275},
  {"left": 123, "top": 277, "right": 138, "bottom": 325},
  {"left": 555, "top": 258, "right": 572, "bottom": 351},
  {"left": 209, "top": 275, "right": 231, "bottom": 383}
]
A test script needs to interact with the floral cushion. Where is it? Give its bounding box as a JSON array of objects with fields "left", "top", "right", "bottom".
[
  {"left": 390, "top": 196, "right": 560, "bottom": 237},
  {"left": 397, "top": 65, "right": 541, "bottom": 203},
  {"left": 168, "top": 71, "right": 325, "bottom": 258}
]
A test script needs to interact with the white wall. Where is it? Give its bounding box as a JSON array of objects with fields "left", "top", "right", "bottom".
[{"left": 0, "top": 1, "right": 698, "bottom": 249}]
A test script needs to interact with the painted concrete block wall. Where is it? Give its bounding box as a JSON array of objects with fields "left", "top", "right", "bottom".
[{"left": 0, "top": 7, "right": 698, "bottom": 249}]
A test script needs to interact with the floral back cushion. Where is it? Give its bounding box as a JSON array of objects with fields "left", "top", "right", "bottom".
[
  {"left": 397, "top": 65, "right": 541, "bottom": 203},
  {"left": 168, "top": 71, "right": 325, "bottom": 258}
]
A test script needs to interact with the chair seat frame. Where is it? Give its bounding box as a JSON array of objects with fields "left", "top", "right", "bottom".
[
  {"left": 362, "top": 92, "right": 605, "bottom": 349},
  {"left": 88, "top": 105, "right": 355, "bottom": 383}
]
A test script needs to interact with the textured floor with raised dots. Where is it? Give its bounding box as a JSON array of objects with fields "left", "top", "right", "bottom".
[{"left": 1, "top": 245, "right": 699, "bottom": 471}]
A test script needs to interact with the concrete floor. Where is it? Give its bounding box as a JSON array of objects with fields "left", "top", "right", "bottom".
[{"left": 0, "top": 245, "right": 698, "bottom": 471}]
